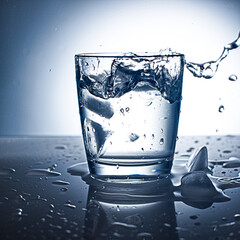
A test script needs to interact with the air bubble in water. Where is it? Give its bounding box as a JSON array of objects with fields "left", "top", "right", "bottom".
[
  {"left": 117, "top": 205, "right": 120, "bottom": 212},
  {"left": 229, "top": 74, "right": 237, "bottom": 81},
  {"left": 160, "top": 138, "right": 164, "bottom": 145},
  {"left": 219, "top": 105, "right": 224, "bottom": 113}
]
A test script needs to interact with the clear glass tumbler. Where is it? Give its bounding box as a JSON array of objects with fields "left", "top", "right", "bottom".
[{"left": 75, "top": 52, "right": 184, "bottom": 178}]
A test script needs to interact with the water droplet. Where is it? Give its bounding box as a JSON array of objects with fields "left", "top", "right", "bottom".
[
  {"left": 117, "top": 205, "right": 120, "bottom": 212},
  {"left": 234, "top": 213, "right": 240, "bottom": 221},
  {"left": 60, "top": 187, "right": 68, "bottom": 192},
  {"left": 120, "top": 108, "right": 124, "bottom": 114},
  {"left": 50, "top": 204, "right": 54, "bottom": 209},
  {"left": 116, "top": 164, "right": 119, "bottom": 169},
  {"left": 151, "top": 134, "right": 155, "bottom": 139},
  {"left": 160, "top": 128, "right": 164, "bottom": 133},
  {"left": 16, "top": 208, "right": 23, "bottom": 216},
  {"left": 219, "top": 222, "right": 236, "bottom": 228},
  {"left": 0, "top": 167, "right": 16, "bottom": 175},
  {"left": 186, "top": 147, "right": 194, "bottom": 153},
  {"left": 164, "top": 223, "right": 171, "bottom": 227},
  {"left": 223, "top": 150, "right": 231, "bottom": 154},
  {"left": 159, "top": 138, "right": 164, "bottom": 145},
  {"left": 26, "top": 169, "right": 61, "bottom": 177},
  {"left": 55, "top": 145, "right": 67, "bottom": 150},
  {"left": 52, "top": 180, "right": 70, "bottom": 185},
  {"left": 125, "top": 107, "right": 130, "bottom": 112},
  {"left": 112, "top": 222, "right": 137, "bottom": 229},
  {"left": 19, "top": 195, "right": 26, "bottom": 202},
  {"left": 190, "top": 215, "right": 198, "bottom": 220},
  {"left": 219, "top": 105, "right": 224, "bottom": 113},
  {"left": 129, "top": 133, "right": 139, "bottom": 142},
  {"left": 64, "top": 203, "right": 76, "bottom": 209},
  {"left": 223, "top": 160, "right": 240, "bottom": 168},
  {"left": 229, "top": 74, "right": 238, "bottom": 81}
]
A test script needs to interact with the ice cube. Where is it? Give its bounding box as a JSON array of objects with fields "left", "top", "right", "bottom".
[{"left": 81, "top": 89, "right": 114, "bottom": 119}]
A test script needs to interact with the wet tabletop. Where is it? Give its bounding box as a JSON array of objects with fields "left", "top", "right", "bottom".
[{"left": 1, "top": 135, "right": 240, "bottom": 240}]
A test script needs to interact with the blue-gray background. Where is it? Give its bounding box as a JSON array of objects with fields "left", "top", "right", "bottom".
[{"left": 0, "top": 0, "right": 240, "bottom": 136}]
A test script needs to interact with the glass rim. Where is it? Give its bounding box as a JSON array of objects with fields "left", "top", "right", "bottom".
[{"left": 75, "top": 52, "right": 184, "bottom": 58}]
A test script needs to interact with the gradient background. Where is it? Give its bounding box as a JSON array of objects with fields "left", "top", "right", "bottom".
[{"left": 0, "top": 0, "right": 239, "bottom": 136}]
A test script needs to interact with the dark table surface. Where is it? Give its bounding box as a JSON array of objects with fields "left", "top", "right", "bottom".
[{"left": 1, "top": 135, "right": 240, "bottom": 240}]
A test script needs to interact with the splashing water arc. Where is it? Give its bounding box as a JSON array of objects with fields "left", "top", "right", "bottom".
[{"left": 186, "top": 32, "right": 240, "bottom": 79}]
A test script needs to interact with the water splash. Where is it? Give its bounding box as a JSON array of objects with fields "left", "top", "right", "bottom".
[{"left": 186, "top": 32, "right": 240, "bottom": 79}]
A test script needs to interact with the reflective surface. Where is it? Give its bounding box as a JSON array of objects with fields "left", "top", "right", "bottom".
[{"left": 1, "top": 136, "right": 240, "bottom": 239}]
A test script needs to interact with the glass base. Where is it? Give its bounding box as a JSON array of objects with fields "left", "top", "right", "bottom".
[{"left": 87, "top": 157, "right": 173, "bottom": 179}]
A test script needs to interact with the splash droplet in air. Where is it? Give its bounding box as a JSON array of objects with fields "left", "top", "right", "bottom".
[
  {"left": 229, "top": 74, "right": 238, "bottom": 81},
  {"left": 219, "top": 105, "right": 224, "bottom": 113}
]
